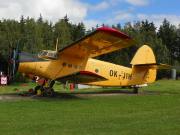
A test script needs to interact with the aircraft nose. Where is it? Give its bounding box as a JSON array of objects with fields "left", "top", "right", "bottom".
[{"left": 18, "top": 62, "right": 36, "bottom": 75}]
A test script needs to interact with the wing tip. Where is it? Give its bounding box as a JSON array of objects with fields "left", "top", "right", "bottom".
[{"left": 97, "top": 26, "right": 131, "bottom": 39}]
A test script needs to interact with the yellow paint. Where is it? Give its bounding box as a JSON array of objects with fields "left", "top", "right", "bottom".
[
  {"left": 131, "top": 45, "right": 156, "bottom": 65},
  {"left": 18, "top": 45, "right": 157, "bottom": 87}
]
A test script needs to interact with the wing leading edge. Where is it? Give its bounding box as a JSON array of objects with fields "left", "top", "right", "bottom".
[{"left": 58, "top": 27, "right": 135, "bottom": 59}]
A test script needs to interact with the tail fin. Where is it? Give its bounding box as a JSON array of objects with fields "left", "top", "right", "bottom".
[
  {"left": 131, "top": 45, "right": 156, "bottom": 65},
  {"left": 131, "top": 45, "right": 157, "bottom": 84}
]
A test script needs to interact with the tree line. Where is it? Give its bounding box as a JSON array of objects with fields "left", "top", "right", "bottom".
[{"left": 0, "top": 15, "right": 179, "bottom": 78}]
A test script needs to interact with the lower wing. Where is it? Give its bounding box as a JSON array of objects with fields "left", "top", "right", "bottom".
[{"left": 57, "top": 71, "right": 107, "bottom": 84}]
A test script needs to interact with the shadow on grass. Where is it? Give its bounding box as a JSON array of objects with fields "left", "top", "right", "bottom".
[
  {"left": 0, "top": 89, "right": 136, "bottom": 101},
  {"left": 30, "top": 90, "right": 135, "bottom": 101},
  {"left": 1, "top": 88, "right": 179, "bottom": 102},
  {"left": 40, "top": 92, "right": 84, "bottom": 101},
  {"left": 0, "top": 92, "right": 84, "bottom": 101},
  {"left": 70, "top": 89, "right": 135, "bottom": 95}
]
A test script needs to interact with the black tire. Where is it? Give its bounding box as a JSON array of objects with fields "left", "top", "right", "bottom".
[
  {"left": 44, "top": 87, "right": 55, "bottom": 97},
  {"left": 34, "top": 85, "right": 41, "bottom": 94}
]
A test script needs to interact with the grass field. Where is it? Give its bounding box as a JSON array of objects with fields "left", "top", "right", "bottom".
[{"left": 0, "top": 80, "right": 180, "bottom": 135}]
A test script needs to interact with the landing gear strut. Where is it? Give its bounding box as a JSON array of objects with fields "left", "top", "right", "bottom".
[
  {"left": 43, "top": 80, "right": 55, "bottom": 96},
  {"left": 34, "top": 79, "right": 55, "bottom": 97}
]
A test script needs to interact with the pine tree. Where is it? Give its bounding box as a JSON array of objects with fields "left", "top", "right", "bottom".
[{"left": 158, "top": 19, "right": 177, "bottom": 64}]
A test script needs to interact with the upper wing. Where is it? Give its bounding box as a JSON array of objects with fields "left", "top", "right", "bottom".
[{"left": 58, "top": 27, "right": 135, "bottom": 59}]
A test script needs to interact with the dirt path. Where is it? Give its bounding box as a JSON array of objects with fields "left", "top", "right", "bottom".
[
  {"left": 0, "top": 90, "right": 161, "bottom": 101},
  {"left": 0, "top": 92, "right": 142, "bottom": 101},
  {"left": 0, "top": 94, "right": 30, "bottom": 101}
]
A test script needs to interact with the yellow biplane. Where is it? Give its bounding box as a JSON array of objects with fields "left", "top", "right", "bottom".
[{"left": 15, "top": 27, "right": 168, "bottom": 95}]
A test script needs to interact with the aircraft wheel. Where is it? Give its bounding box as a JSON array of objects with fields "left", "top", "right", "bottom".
[
  {"left": 34, "top": 85, "right": 41, "bottom": 94},
  {"left": 44, "top": 87, "right": 55, "bottom": 97}
]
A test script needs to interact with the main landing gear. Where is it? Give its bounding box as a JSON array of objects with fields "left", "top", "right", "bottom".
[{"left": 34, "top": 79, "right": 55, "bottom": 97}]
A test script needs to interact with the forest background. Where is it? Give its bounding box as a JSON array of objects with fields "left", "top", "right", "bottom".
[{"left": 0, "top": 15, "right": 179, "bottom": 79}]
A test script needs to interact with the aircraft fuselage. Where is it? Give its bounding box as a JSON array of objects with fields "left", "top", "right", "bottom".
[{"left": 18, "top": 57, "right": 156, "bottom": 87}]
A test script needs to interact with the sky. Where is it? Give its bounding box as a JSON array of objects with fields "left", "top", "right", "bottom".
[{"left": 0, "top": 0, "right": 179, "bottom": 29}]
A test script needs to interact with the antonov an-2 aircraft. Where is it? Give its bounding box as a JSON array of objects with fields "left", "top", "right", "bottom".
[{"left": 15, "top": 27, "right": 168, "bottom": 95}]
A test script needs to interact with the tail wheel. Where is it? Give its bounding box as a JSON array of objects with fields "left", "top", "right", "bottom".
[{"left": 133, "top": 87, "right": 138, "bottom": 94}]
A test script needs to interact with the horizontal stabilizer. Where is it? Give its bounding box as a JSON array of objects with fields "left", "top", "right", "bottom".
[
  {"left": 156, "top": 63, "right": 172, "bottom": 69},
  {"left": 134, "top": 63, "right": 171, "bottom": 69},
  {"left": 57, "top": 71, "right": 107, "bottom": 83}
]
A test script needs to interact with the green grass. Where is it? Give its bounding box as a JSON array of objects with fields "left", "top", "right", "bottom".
[{"left": 0, "top": 80, "right": 180, "bottom": 135}]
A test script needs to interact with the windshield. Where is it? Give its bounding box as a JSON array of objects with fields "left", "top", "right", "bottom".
[{"left": 38, "top": 50, "right": 58, "bottom": 59}]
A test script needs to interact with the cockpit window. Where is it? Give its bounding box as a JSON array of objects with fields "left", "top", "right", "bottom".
[
  {"left": 38, "top": 50, "right": 58, "bottom": 59},
  {"left": 39, "top": 51, "right": 48, "bottom": 56},
  {"left": 48, "top": 52, "right": 57, "bottom": 58}
]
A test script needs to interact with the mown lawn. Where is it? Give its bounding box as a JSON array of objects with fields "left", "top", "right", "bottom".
[{"left": 0, "top": 80, "right": 180, "bottom": 135}]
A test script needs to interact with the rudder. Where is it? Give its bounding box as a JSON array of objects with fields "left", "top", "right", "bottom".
[{"left": 131, "top": 45, "right": 157, "bottom": 84}]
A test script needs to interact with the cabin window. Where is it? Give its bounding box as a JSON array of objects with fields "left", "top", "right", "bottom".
[{"left": 39, "top": 51, "right": 48, "bottom": 56}]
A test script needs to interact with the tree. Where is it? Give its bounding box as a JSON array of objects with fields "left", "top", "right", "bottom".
[
  {"left": 158, "top": 19, "right": 178, "bottom": 64},
  {"left": 0, "top": 16, "right": 178, "bottom": 80},
  {"left": 54, "top": 16, "right": 72, "bottom": 49},
  {"left": 71, "top": 22, "right": 85, "bottom": 41}
]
